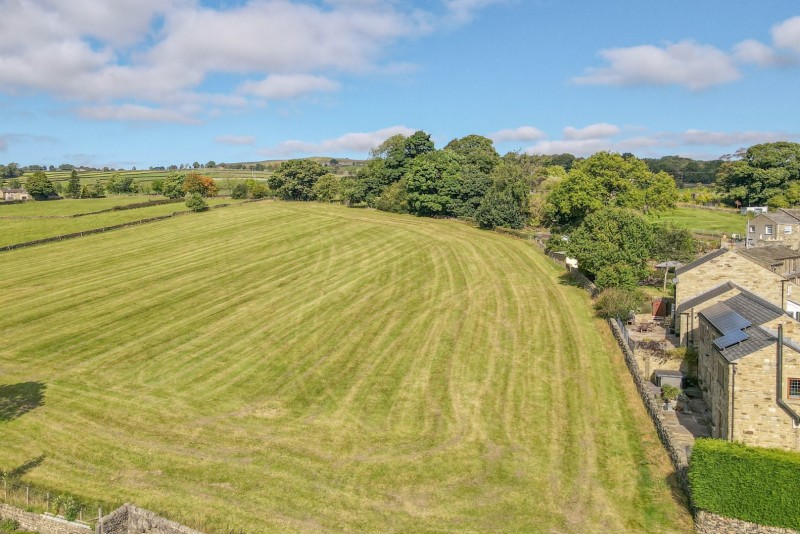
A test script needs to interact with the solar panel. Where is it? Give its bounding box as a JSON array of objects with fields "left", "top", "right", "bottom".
[
  {"left": 703, "top": 304, "right": 752, "bottom": 333},
  {"left": 713, "top": 329, "right": 749, "bottom": 350}
]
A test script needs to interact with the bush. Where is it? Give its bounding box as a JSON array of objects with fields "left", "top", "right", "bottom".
[
  {"left": 185, "top": 193, "right": 208, "bottom": 212},
  {"left": 231, "top": 182, "right": 248, "bottom": 199},
  {"left": 661, "top": 384, "right": 680, "bottom": 401},
  {"left": 689, "top": 439, "right": 800, "bottom": 529},
  {"left": 594, "top": 287, "right": 646, "bottom": 319}
]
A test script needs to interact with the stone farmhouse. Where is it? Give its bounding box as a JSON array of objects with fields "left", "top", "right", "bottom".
[
  {"left": 682, "top": 283, "right": 800, "bottom": 450},
  {"left": 1, "top": 187, "right": 30, "bottom": 201},
  {"left": 747, "top": 208, "right": 800, "bottom": 248}
]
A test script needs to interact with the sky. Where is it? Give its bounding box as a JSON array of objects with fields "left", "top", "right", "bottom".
[{"left": 1, "top": 0, "right": 799, "bottom": 169}]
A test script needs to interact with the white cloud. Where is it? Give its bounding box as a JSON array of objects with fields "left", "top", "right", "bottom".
[
  {"left": 238, "top": 74, "right": 340, "bottom": 100},
  {"left": 773, "top": 16, "right": 800, "bottom": 53},
  {"left": 734, "top": 39, "right": 782, "bottom": 67},
  {"left": 680, "top": 129, "right": 793, "bottom": 146},
  {"left": 443, "top": 0, "right": 507, "bottom": 24},
  {"left": 261, "top": 126, "right": 416, "bottom": 156},
  {"left": 574, "top": 40, "right": 741, "bottom": 91},
  {"left": 0, "top": 0, "right": 491, "bottom": 122},
  {"left": 215, "top": 135, "right": 256, "bottom": 146},
  {"left": 489, "top": 126, "right": 546, "bottom": 143},
  {"left": 76, "top": 104, "right": 199, "bottom": 124},
  {"left": 563, "top": 123, "right": 620, "bottom": 140},
  {"left": 524, "top": 125, "right": 797, "bottom": 157}
]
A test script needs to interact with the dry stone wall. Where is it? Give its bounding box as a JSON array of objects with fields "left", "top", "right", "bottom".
[
  {"left": 0, "top": 503, "right": 91, "bottom": 534},
  {"left": 97, "top": 504, "right": 202, "bottom": 534},
  {"left": 695, "top": 510, "right": 800, "bottom": 534}
]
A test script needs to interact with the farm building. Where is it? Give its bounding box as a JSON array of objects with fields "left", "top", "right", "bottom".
[
  {"left": 747, "top": 208, "right": 800, "bottom": 249},
  {"left": 1, "top": 187, "right": 30, "bottom": 201}
]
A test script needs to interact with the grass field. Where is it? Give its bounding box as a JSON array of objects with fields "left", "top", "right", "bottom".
[
  {"left": 0, "top": 197, "right": 244, "bottom": 246},
  {"left": 0, "top": 196, "right": 161, "bottom": 217},
  {"left": 0, "top": 203, "right": 691, "bottom": 533},
  {"left": 651, "top": 206, "right": 747, "bottom": 236}
]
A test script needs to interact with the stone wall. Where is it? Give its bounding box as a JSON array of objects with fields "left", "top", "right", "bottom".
[
  {"left": 0, "top": 503, "right": 91, "bottom": 534},
  {"left": 695, "top": 510, "right": 800, "bottom": 534},
  {"left": 97, "top": 504, "right": 202, "bottom": 534}
]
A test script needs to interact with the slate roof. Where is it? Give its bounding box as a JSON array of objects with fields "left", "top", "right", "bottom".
[
  {"left": 739, "top": 245, "right": 800, "bottom": 267},
  {"left": 674, "top": 248, "right": 728, "bottom": 276},
  {"left": 695, "top": 284, "right": 786, "bottom": 362},
  {"left": 761, "top": 209, "right": 800, "bottom": 225},
  {"left": 676, "top": 281, "right": 735, "bottom": 316}
]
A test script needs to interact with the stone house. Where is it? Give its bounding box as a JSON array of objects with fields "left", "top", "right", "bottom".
[
  {"left": 692, "top": 290, "right": 800, "bottom": 451},
  {"left": 673, "top": 249, "right": 790, "bottom": 338},
  {"left": 1, "top": 187, "right": 30, "bottom": 201},
  {"left": 747, "top": 208, "right": 800, "bottom": 248}
]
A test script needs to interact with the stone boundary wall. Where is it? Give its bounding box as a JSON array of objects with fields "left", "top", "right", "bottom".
[
  {"left": 97, "top": 504, "right": 202, "bottom": 534},
  {"left": 695, "top": 510, "right": 800, "bottom": 534},
  {"left": 607, "top": 319, "right": 692, "bottom": 501},
  {"left": 0, "top": 199, "right": 185, "bottom": 220},
  {"left": 0, "top": 503, "right": 91, "bottom": 534}
]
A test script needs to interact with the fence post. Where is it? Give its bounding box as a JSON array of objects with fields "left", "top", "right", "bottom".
[
  {"left": 46, "top": 492, "right": 49, "bottom": 512},
  {"left": 26, "top": 485, "right": 29, "bottom": 506},
  {"left": 98, "top": 507, "right": 103, "bottom": 534},
  {"left": 3, "top": 478, "right": 6, "bottom": 500}
]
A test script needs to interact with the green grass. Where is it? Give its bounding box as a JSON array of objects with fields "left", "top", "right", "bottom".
[
  {"left": 0, "top": 203, "right": 691, "bottom": 533},
  {"left": 651, "top": 206, "right": 748, "bottom": 236},
  {"left": 0, "top": 196, "right": 162, "bottom": 217},
  {"left": 0, "top": 198, "right": 243, "bottom": 246}
]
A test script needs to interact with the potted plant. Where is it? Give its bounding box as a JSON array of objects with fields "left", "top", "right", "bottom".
[{"left": 661, "top": 384, "right": 681, "bottom": 410}]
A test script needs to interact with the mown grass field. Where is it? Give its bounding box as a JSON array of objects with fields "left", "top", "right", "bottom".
[
  {"left": 0, "top": 197, "right": 244, "bottom": 246},
  {"left": 0, "top": 203, "right": 691, "bottom": 533},
  {"left": 651, "top": 205, "right": 747, "bottom": 236}
]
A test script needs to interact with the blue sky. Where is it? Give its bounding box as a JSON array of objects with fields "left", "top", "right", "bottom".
[{"left": 1, "top": 0, "right": 799, "bottom": 168}]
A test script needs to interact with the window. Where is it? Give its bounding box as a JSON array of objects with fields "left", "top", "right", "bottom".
[
  {"left": 786, "top": 226, "right": 793, "bottom": 234},
  {"left": 749, "top": 225, "right": 756, "bottom": 233},
  {"left": 766, "top": 225, "right": 773, "bottom": 235},
  {"left": 789, "top": 378, "right": 800, "bottom": 399}
]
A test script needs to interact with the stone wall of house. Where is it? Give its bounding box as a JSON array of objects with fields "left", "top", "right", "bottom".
[
  {"left": 732, "top": 342, "right": 800, "bottom": 451},
  {"left": 97, "top": 504, "right": 202, "bottom": 534},
  {"left": 695, "top": 317, "right": 731, "bottom": 440},
  {"left": 676, "top": 250, "right": 786, "bottom": 313},
  {"left": 0, "top": 503, "right": 91, "bottom": 534},
  {"left": 695, "top": 509, "right": 800, "bottom": 534}
]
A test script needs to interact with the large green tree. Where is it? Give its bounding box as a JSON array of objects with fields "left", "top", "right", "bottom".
[
  {"left": 444, "top": 134, "right": 500, "bottom": 175},
  {"left": 475, "top": 160, "right": 531, "bottom": 229},
  {"left": 567, "top": 208, "right": 654, "bottom": 289},
  {"left": 405, "top": 150, "right": 463, "bottom": 217},
  {"left": 268, "top": 159, "right": 327, "bottom": 201},
  {"left": 66, "top": 170, "right": 81, "bottom": 198},
  {"left": 25, "top": 171, "right": 55, "bottom": 199},
  {"left": 715, "top": 142, "right": 800, "bottom": 206},
  {"left": 547, "top": 152, "right": 676, "bottom": 226}
]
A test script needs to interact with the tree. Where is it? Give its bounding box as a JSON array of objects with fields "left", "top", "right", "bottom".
[
  {"left": 151, "top": 178, "right": 164, "bottom": 194},
  {"left": 206, "top": 160, "right": 217, "bottom": 168},
  {"left": 246, "top": 179, "right": 270, "bottom": 199},
  {"left": 182, "top": 173, "right": 218, "bottom": 197},
  {"left": 405, "top": 150, "right": 463, "bottom": 217},
  {"left": 373, "top": 179, "right": 409, "bottom": 213},
  {"left": 312, "top": 173, "right": 340, "bottom": 202},
  {"left": 25, "top": 171, "right": 55, "bottom": 199},
  {"left": 161, "top": 174, "right": 185, "bottom": 198},
  {"left": 66, "top": 170, "right": 81, "bottom": 198},
  {"left": 231, "top": 182, "right": 248, "bottom": 199},
  {"left": 105, "top": 173, "right": 135, "bottom": 194},
  {"left": 185, "top": 193, "right": 208, "bottom": 211},
  {"left": 566, "top": 208, "right": 654, "bottom": 289},
  {"left": 475, "top": 160, "right": 530, "bottom": 229},
  {"left": 268, "top": 159, "right": 326, "bottom": 200},
  {"left": 715, "top": 142, "right": 800, "bottom": 206},
  {"left": 651, "top": 224, "right": 698, "bottom": 263},
  {"left": 444, "top": 134, "right": 500, "bottom": 175},
  {"left": 192, "top": 162, "right": 200, "bottom": 169}
]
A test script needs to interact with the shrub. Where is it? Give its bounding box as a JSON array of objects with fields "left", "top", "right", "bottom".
[
  {"left": 661, "top": 384, "right": 680, "bottom": 401},
  {"left": 593, "top": 287, "right": 646, "bottom": 319},
  {"left": 231, "top": 182, "right": 248, "bottom": 199},
  {"left": 689, "top": 439, "right": 800, "bottom": 529},
  {"left": 185, "top": 193, "right": 208, "bottom": 212}
]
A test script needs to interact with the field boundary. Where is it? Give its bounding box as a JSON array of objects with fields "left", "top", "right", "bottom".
[
  {"left": 0, "top": 198, "right": 185, "bottom": 220},
  {"left": 0, "top": 199, "right": 263, "bottom": 253}
]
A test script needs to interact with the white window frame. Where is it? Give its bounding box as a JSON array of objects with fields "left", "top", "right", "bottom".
[
  {"left": 749, "top": 225, "right": 756, "bottom": 233},
  {"left": 766, "top": 225, "right": 774, "bottom": 235},
  {"left": 785, "top": 225, "right": 793, "bottom": 234}
]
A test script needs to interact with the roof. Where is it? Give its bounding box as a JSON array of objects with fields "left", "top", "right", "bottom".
[
  {"left": 676, "top": 281, "right": 735, "bottom": 316},
  {"left": 696, "top": 285, "right": 786, "bottom": 361},
  {"left": 1, "top": 188, "right": 27, "bottom": 193},
  {"left": 759, "top": 209, "right": 800, "bottom": 225},
  {"left": 654, "top": 369, "right": 684, "bottom": 378},
  {"left": 739, "top": 245, "right": 800, "bottom": 267},
  {"left": 674, "top": 248, "right": 728, "bottom": 276}
]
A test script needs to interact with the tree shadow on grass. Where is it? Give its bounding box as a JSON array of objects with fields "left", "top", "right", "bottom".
[
  {"left": 3, "top": 454, "right": 46, "bottom": 478},
  {"left": 0, "top": 381, "right": 46, "bottom": 422}
]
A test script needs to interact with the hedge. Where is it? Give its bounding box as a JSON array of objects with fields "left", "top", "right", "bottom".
[{"left": 689, "top": 438, "right": 800, "bottom": 529}]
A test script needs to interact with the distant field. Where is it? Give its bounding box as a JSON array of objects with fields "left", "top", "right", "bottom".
[
  {"left": 0, "top": 197, "right": 243, "bottom": 246},
  {"left": 0, "top": 196, "right": 160, "bottom": 217},
  {"left": 651, "top": 206, "right": 747, "bottom": 236},
  {"left": 0, "top": 203, "right": 691, "bottom": 533}
]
